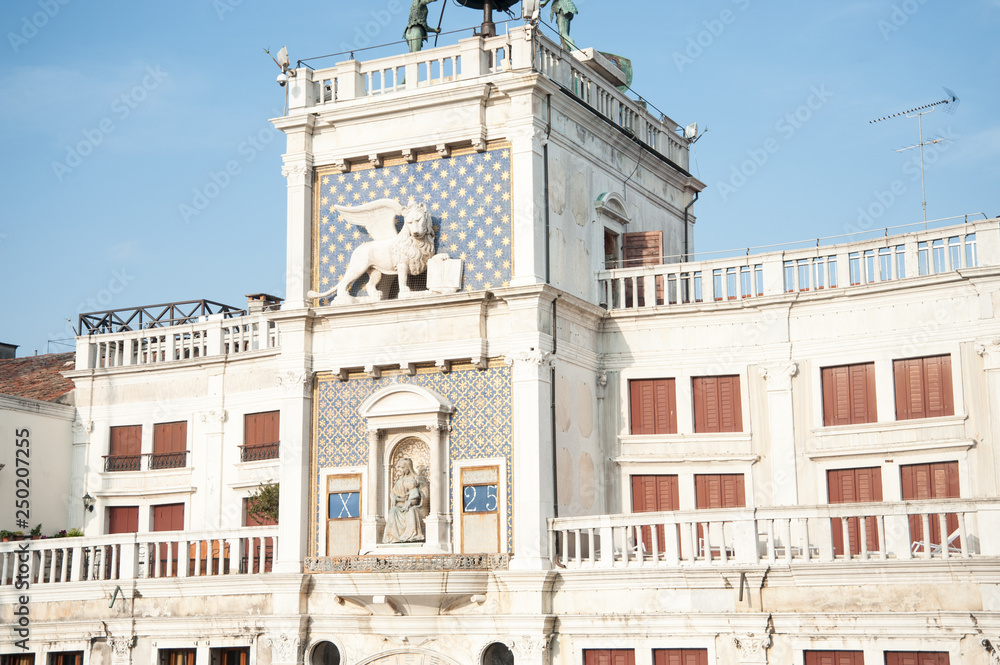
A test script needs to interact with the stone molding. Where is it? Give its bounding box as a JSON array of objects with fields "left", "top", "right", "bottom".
[
  {"left": 305, "top": 553, "right": 509, "bottom": 573},
  {"left": 976, "top": 337, "right": 1000, "bottom": 371},
  {"left": 759, "top": 362, "right": 798, "bottom": 392}
]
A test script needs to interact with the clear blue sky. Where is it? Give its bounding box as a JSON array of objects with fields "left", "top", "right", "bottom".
[{"left": 1, "top": 1, "right": 997, "bottom": 356}]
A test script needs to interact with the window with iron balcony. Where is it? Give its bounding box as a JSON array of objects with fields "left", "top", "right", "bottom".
[{"left": 241, "top": 410, "right": 280, "bottom": 461}]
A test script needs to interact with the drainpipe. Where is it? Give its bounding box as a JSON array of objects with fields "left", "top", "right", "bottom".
[
  {"left": 683, "top": 191, "right": 699, "bottom": 262},
  {"left": 550, "top": 296, "right": 559, "bottom": 518},
  {"left": 543, "top": 94, "right": 552, "bottom": 283}
]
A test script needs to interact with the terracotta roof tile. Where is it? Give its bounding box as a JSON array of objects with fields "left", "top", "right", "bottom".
[{"left": 0, "top": 352, "right": 76, "bottom": 403}]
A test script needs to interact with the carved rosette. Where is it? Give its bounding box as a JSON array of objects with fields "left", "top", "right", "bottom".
[
  {"left": 505, "top": 350, "right": 553, "bottom": 381},
  {"left": 732, "top": 633, "right": 771, "bottom": 663},
  {"left": 266, "top": 634, "right": 301, "bottom": 664},
  {"left": 510, "top": 635, "right": 551, "bottom": 663},
  {"left": 976, "top": 337, "right": 1000, "bottom": 371},
  {"left": 108, "top": 635, "right": 135, "bottom": 665},
  {"left": 759, "top": 362, "right": 798, "bottom": 392}
]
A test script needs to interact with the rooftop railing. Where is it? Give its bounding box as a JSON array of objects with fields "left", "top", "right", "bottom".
[
  {"left": 599, "top": 218, "right": 1000, "bottom": 311},
  {"left": 549, "top": 498, "right": 1000, "bottom": 569},
  {"left": 0, "top": 528, "right": 278, "bottom": 586},
  {"left": 76, "top": 311, "right": 279, "bottom": 370}
]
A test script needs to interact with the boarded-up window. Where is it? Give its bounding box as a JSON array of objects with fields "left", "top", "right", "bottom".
[
  {"left": 49, "top": 653, "right": 83, "bottom": 665},
  {"left": 822, "top": 363, "right": 877, "bottom": 426},
  {"left": 461, "top": 466, "right": 500, "bottom": 554},
  {"left": 152, "top": 421, "right": 188, "bottom": 469},
  {"left": 584, "top": 650, "right": 635, "bottom": 665},
  {"left": 827, "top": 467, "right": 883, "bottom": 556},
  {"left": 631, "top": 475, "right": 679, "bottom": 551},
  {"left": 107, "top": 425, "right": 142, "bottom": 472},
  {"left": 623, "top": 231, "right": 663, "bottom": 307},
  {"left": 243, "top": 411, "right": 279, "bottom": 461},
  {"left": 327, "top": 475, "right": 362, "bottom": 556},
  {"left": 884, "top": 653, "right": 950, "bottom": 665},
  {"left": 894, "top": 355, "right": 954, "bottom": 420},
  {"left": 107, "top": 506, "right": 139, "bottom": 534},
  {"left": 653, "top": 648, "right": 708, "bottom": 665},
  {"left": 804, "top": 652, "right": 864, "bottom": 665},
  {"left": 152, "top": 503, "right": 185, "bottom": 577},
  {"left": 693, "top": 376, "right": 742, "bottom": 433},
  {"left": 630, "top": 379, "right": 677, "bottom": 434},
  {"left": 901, "top": 461, "right": 960, "bottom": 553},
  {"left": 695, "top": 474, "right": 745, "bottom": 509}
]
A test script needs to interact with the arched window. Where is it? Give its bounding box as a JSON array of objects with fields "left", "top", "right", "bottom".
[
  {"left": 311, "top": 642, "right": 341, "bottom": 665},
  {"left": 483, "top": 643, "right": 514, "bottom": 665}
]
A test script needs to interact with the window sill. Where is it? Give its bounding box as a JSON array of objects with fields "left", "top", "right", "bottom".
[{"left": 811, "top": 414, "right": 967, "bottom": 437}]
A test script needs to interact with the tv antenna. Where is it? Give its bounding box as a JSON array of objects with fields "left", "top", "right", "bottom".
[{"left": 870, "top": 88, "right": 959, "bottom": 225}]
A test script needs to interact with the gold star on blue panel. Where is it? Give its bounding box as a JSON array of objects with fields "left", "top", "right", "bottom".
[{"left": 315, "top": 146, "right": 513, "bottom": 297}]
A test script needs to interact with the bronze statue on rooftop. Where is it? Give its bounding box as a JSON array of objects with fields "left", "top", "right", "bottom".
[
  {"left": 540, "top": 0, "right": 578, "bottom": 51},
  {"left": 405, "top": 0, "right": 441, "bottom": 53}
]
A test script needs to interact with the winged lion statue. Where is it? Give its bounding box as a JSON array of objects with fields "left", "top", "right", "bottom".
[{"left": 307, "top": 199, "right": 436, "bottom": 303}]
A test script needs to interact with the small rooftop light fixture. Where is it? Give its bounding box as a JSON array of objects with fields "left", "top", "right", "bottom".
[{"left": 83, "top": 492, "right": 95, "bottom": 513}]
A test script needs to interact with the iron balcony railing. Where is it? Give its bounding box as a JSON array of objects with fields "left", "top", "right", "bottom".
[
  {"left": 239, "top": 441, "right": 280, "bottom": 462},
  {"left": 103, "top": 452, "right": 189, "bottom": 472}
]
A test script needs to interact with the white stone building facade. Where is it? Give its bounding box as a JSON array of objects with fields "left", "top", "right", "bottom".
[{"left": 2, "top": 23, "right": 1000, "bottom": 665}]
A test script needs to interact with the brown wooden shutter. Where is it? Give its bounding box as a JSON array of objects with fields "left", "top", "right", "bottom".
[
  {"left": 924, "top": 355, "right": 954, "bottom": 417},
  {"left": 585, "top": 651, "right": 634, "bottom": 665},
  {"left": 631, "top": 475, "right": 679, "bottom": 550},
  {"left": 901, "top": 462, "right": 960, "bottom": 552},
  {"left": 109, "top": 425, "right": 141, "bottom": 456},
  {"left": 693, "top": 376, "right": 742, "bottom": 433},
  {"left": 885, "top": 653, "right": 950, "bottom": 665},
  {"left": 895, "top": 355, "right": 954, "bottom": 421},
  {"left": 153, "top": 503, "right": 185, "bottom": 531},
  {"left": 823, "top": 363, "right": 876, "bottom": 426},
  {"left": 107, "top": 506, "right": 139, "bottom": 534},
  {"left": 805, "top": 652, "right": 865, "bottom": 665},
  {"left": 653, "top": 649, "right": 708, "bottom": 665},
  {"left": 630, "top": 379, "right": 676, "bottom": 434},
  {"left": 245, "top": 411, "right": 280, "bottom": 445},
  {"left": 827, "top": 467, "right": 883, "bottom": 555},
  {"left": 695, "top": 474, "right": 745, "bottom": 509},
  {"left": 154, "top": 422, "right": 187, "bottom": 453},
  {"left": 622, "top": 231, "right": 663, "bottom": 306}
]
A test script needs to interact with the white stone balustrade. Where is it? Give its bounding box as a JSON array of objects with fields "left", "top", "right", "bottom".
[
  {"left": 598, "top": 218, "right": 1000, "bottom": 311},
  {"left": 288, "top": 28, "right": 687, "bottom": 169},
  {"left": 76, "top": 312, "right": 279, "bottom": 370},
  {"left": 0, "top": 527, "right": 278, "bottom": 585},
  {"left": 549, "top": 498, "right": 1000, "bottom": 569}
]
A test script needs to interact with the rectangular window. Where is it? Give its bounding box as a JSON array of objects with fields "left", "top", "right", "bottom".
[
  {"left": 241, "top": 499, "right": 275, "bottom": 573},
  {"left": 863, "top": 249, "right": 875, "bottom": 283},
  {"left": 211, "top": 649, "right": 249, "bottom": 665},
  {"left": 107, "top": 506, "right": 139, "bottom": 534},
  {"left": 584, "top": 650, "right": 635, "bottom": 665},
  {"left": 804, "top": 652, "right": 864, "bottom": 665},
  {"left": 653, "top": 649, "right": 708, "bottom": 665},
  {"left": 49, "top": 653, "right": 83, "bottom": 665},
  {"left": 947, "top": 236, "right": 961, "bottom": 270},
  {"left": 243, "top": 411, "right": 280, "bottom": 461},
  {"left": 693, "top": 271, "right": 703, "bottom": 302},
  {"left": 828, "top": 257, "right": 838, "bottom": 288},
  {"left": 695, "top": 474, "right": 746, "bottom": 509},
  {"left": 918, "top": 241, "right": 929, "bottom": 275},
  {"left": 965, "top": 233, "right": 977, "bottom": 267},
  {"left": 632, "top": 475, "right": 680, "bottom": 551},
  {"left": 461, "top": 466, "right": 500, "bottom": 553},
  {"left": 879, "top": 247, "right": 892, "bottom": 281},
  {"left": 726, "top": 267, "right": 737, "bottom": 300},
  {"left": 623, "top": 231, "right": 663, "bottom": 307},
  {"left": 901, "top": 461, "right": 960, "bottom": 554},
  {"left": 896, "top": 244, "right": 906, "bottom": 279},
  {"left": 849, "top": 252, "right": 861, "bottom": 285},
  {"left": 821, "top": 363, "right": 877, "bottom": 426},
  {"left": 107, "top": 425, "right": 142, "bottom": 472},
  {"left": 827, "top": 467, "right": 883, "bottom": 556},
  {"left": 3, "top": 657, "right": 35, "bottom": 665},
  {"left": 814, "top": 256, "right": 826, "bottom": 289},
  {"left": 692, "top": 375, "right": 742, "bottom": 433},
  {"left": 630, "top": 378, "right": 677, "bottom": 435},
  {"left": 893, "top": 355, "right": 954, "bottom": 420},
  {"left": 783, "top": 261, "right": 795, "bottom": 292},
  {"left": 713, "top": 268, "right": 723, "bottom": 301},
  {"left": 327, "top": 474, "right": 362, "bottom": 556},
  {"left": 797, "top": 259, "right": 810, "bottom": 291},
  {"left": 152, "top": 421, "right": 187, "bottom": 469},
  {"left": 884, "top": 652, "right": 950, "bottom": 665},
  {"left": 160, "top": 650, "right": 196, "bottom": 665},
  {"left": 740, "top": 266, "right": 752, "bottom": 298},
  {"left": 932, "top": 238, "right": 945, "bottom": 273}
]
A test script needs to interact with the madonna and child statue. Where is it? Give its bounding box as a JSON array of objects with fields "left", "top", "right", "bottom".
[{"left": 383, "top": 457, "right": 430, "bottom": 544}]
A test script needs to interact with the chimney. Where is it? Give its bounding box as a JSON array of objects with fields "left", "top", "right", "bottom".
[
  {"left": 245, "top": 293, "right": 283, "bottom": 314},
  {"left": 0, "top": 343, "right": 18, "bottom": 360}
]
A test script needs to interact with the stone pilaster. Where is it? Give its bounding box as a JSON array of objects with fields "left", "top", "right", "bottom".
[
  {"left": 423, "top": 423, "right": 451, "bottom": 551},
  {"left": 274, "top": 367, "right": 311, "bottom": 573},
  {"left": 759, "top": 362, "right": 799, "bottom": 506},
  {"left": 282, "top": 153, "right": 314, "bottom": 310},
  {"left": 362, "top": 427, "right": 386, "bottom": 548}
]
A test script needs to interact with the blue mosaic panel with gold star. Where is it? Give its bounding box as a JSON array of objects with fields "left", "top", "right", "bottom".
[
  {"left": 314, "top": 145, "right": 513, "bottom": 298},
  {"left": 314, "top": 360, "right": 513, "bottom": 553}
]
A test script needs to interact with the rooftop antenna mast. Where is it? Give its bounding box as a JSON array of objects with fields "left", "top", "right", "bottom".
[{"left": 870, "top": 89, "right": 959, "bottom": 226}]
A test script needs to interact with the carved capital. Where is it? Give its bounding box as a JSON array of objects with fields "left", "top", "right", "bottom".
[
  {"left": 983, "top": 638, "right": 1000, "bottom": 665},
  {"left": 332, "top": 158, "right": 348, "bottom": 173},
  {"left": 436, "top": 144, "right": 450, "bottom": 159},
  {"left": 72, "top": 419, "right": 93, "bottom": 443},
  {"left": 472, "top": 137, "right": 487, "bottom": 153},
  {"left": 596, "top": 372, "right": 608, "bottom": 400},
  {"left": 435, "top": 359, "right": 452, "bottom": 374},
  {"left": 281, "top": 162, "right": 311, "bottom": 186},
  {"left": 266, "top": 635, "right": 301, "bottom": 664},
  {"left": 108, "top": 635, "right": 135, "bottom": 665},
  {"left": 510, "top": 635, "right": 550, "bottom": 662},
  {"left": 198, "top": 410, "right": 228, "bottom": 432},
  {"left": 368, "top": 154, "right": 382, "bottom": 169},
  {"left": 276, "top": 370, "right": 308, "bottom": 392},
  {"left": 732, "top": 633, "right": 771, "bottom": 663},
  {"left": 759, "top": 362, "right": 798, "bottom": 392},
  {"left": 506, "top": 350, "right": 553, "bottom": 381},
  {"left": 401, "top": 148, "right": 417, "bottom": 163},
  {"left": 976, "top": 338, "right": 1000, "bottom": 371}
]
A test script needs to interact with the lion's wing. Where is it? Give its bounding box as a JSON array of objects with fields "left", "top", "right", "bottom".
[{"left": 333, "top": 199, "right": 404, "bottom": 241}]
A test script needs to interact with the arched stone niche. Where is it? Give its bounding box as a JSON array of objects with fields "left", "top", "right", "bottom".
[
  {"left": 358, "top": 384, "right": 454, "bottom": 553},
  {"left": 595, "top": 191, "right": 632, "bottom": 271}
]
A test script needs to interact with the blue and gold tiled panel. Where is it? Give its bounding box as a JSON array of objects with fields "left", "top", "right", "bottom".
[
  {"left": 314, "top": 360, "right": 513, "bottom": 554},
  {"left": 313, "top": 144, "right": 513, "bottom": 302}
]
